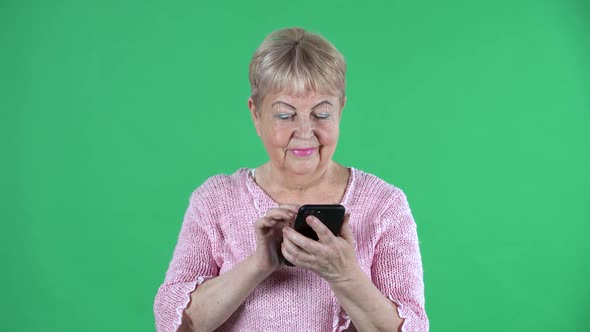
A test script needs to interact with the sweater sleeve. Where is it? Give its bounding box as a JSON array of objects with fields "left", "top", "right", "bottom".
[
  {"left": 154, "top": 190, "right": 220, "bottom": 332},
  {"left": 371, "top": 188, "right": 429, "bottom": 332}
]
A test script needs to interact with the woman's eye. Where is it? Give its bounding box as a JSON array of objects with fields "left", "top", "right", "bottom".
[
  {"left": 314, "top": 113, "right": 330, "bottom": 119},
  {"left": 276, "top": 114, "right": 293, "bottom": 120}
]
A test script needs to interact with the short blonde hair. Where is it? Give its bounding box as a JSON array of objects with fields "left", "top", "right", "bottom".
[{"left": 249, "top": 27, "right": 346, "bottom": 107}]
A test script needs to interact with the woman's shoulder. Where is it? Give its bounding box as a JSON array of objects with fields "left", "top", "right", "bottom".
[
  {"left": 347, "top": 168, "right": 412, "bottom": 221},
  {"left": 350, "top": 167, "right": 404, "bottom": 199},
  {"left": 188, "top": 168, "right": 252, "bottom": 203}
]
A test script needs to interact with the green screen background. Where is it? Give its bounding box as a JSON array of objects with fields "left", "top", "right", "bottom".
[{"left": 2, "top": 0, "right": 589, "bottom": 331}]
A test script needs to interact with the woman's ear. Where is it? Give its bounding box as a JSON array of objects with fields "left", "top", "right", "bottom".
[
  {"left": 339, "top": 96, "right": 347, "bottom": 117},
  {"left": 248, "top": 97, "right": 262, "bottom": 137}
]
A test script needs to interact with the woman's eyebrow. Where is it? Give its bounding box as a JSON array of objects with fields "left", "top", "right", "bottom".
[
  {"left": 311, "top": 100, "right": 333, "bottom": 110},
  {"left": 271, "top": 101, "right": 296, "bottom": 110},
  {"left": 271, "top": 100, "right": 333, "bottom": 110}
]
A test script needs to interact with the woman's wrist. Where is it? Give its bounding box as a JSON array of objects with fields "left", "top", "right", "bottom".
[
  {"left": 247, "top": 254, "right": 276, "bottom": 281},
  {"left": 326, "top": 263, "right": 366, "bottom": 290},
  {"left": 327, "top": 264, "right": 402, "bottom": 331}
]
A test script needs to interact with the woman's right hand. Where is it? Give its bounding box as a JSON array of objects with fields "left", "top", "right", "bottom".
[{"left": 252, "top": 205, "right": 299, "bottom": 273}]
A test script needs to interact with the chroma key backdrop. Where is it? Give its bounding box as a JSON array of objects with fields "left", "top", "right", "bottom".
[{"left": 2, "top": 1, "right": 588, "bottom": 331}]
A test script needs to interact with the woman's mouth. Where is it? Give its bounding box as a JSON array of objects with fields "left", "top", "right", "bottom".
[{"left": 290, "top": 148, "right": 318, "bottom": 157}]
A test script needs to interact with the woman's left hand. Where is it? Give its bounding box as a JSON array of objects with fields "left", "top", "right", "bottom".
[{"left": 281, "top": 214, "right": 358, "bottom": 283}]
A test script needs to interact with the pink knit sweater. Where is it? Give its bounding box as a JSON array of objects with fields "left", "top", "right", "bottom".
[{"left": 154, "top": 168, "right": 429, "bottom": 332}]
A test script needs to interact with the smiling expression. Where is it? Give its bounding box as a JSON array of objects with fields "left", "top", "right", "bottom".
[{"left": 249, "top": 92, "right": 345, "bottom": 176}]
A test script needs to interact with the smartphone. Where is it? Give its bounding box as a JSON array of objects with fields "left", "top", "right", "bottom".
[{"left": 283, "top": 204, "right": 346, "bottom": 266}]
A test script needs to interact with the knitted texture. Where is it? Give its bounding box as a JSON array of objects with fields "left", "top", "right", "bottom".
[{"left": 154, "top": 168, "right": 429, "bottom": 332}]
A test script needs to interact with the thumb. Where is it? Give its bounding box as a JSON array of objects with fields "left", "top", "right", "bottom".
[{"left": 339, "top": 214, "right": 354, "bottom": 243}]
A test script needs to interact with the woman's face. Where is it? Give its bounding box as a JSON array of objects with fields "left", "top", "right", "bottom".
[{"left": 249, "top": 91, "right": 345, "bottom": 176}]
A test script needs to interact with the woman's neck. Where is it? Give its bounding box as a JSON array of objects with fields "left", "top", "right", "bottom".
[{"left": 256, "top": 161, "right": 337, "bottom": 194}]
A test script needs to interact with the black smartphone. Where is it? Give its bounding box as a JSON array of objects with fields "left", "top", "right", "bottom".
[{"left": 283, "top": 204, "right": 346, "bottom": 266}]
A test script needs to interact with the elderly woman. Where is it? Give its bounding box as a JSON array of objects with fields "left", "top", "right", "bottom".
[{"left": 154, "top": 27, "right": 429, "bottom": 332}]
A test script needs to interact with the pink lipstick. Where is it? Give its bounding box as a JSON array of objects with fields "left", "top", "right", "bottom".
[{"left": 291, "top": 148, "right": 317, "bottom": 157}]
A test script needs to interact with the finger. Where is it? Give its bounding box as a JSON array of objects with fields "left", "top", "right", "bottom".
[
  {"left": 281, "top": 236, "right": 305, "bottom": 258},
  {"left": 255, "top": 215, "right": 285, "bottom": 232},
  {"left": 264, "top": 208, "right": 296, "bottom": 222},
  {"left": 281, "top": 242, "right": 297, "bottom": 266},
  {"left": 277, "top": 204, "right": 300, "bottom": 214},
  {"left": 263, "top": 218, "right": 277, "bottom": 227},
  {"left": 283, "top": 226, "right": 321, "bottom": 253},
  {"left": 306, "top": 215, "right": 336, "bottom": 244},
  {"left": 281, "top": 238, "right": 314, "bottom": 267},
  {"left": 339, "top": 214, "right": 354, "bottom": 243}
]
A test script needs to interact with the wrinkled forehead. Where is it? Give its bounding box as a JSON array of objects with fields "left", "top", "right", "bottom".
[{"left": 264, "top": 90, "right": 341, "bottom": 109}]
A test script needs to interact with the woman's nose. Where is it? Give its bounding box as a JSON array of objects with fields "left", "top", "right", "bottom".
[{"left": 294, "top": 117, "right": 314, "bottom": 138}]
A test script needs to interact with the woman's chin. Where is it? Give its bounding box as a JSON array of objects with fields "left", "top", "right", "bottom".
[{"left": 284, "top": 159, "right": 325, "bottom": 176}]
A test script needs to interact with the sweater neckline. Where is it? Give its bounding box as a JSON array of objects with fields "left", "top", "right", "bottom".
[{"left": 244, "top": 167, "right": 356, "bottom": 216}]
